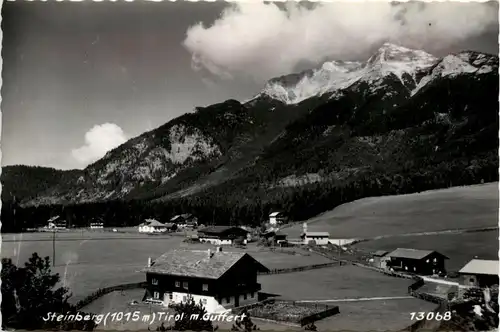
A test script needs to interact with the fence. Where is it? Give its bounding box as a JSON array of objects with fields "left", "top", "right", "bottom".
[
  {"left": 300, "top": 306, "right": 340, "bottom": 326},
  {"left": 232, "top": 298, "right": 339, "bottom": 326},
  {"left": 257, "top": 262, "right": 341, "bottom": 275},
  {"left": 307, "top": 246, "right": 417, "bottom": 280},
  {"left": 74, "top": 281, "right": 147, "bottom": 310}
]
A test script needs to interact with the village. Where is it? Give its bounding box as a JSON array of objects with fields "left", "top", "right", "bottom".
[{"left": 29, "top": 208, "right": 499, "bottom": 331}]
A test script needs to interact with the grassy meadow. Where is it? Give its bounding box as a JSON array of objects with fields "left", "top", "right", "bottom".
[
  {"left": 282, "top": 182, "right": 499, "bottom": 239},
  {"left": 1, "top": 231, "right": 331, "bottom": 302},
  {"left": 259, "top": 264, "right": 416, "bottom": 300}
]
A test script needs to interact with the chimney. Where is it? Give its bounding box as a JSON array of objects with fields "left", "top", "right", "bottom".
[
  {"left": 147, "top": 257, "right": 152, "bottom": 267},
  {"left": 217, "top": 246, "right": 222, "bottom": 252}
]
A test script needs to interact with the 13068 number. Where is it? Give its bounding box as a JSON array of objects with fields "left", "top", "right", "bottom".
[{"left": 410, "top": 312, "right": 452, "bottom": 321}]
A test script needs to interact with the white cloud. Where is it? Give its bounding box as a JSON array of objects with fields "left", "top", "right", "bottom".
[
  {"left": 183, "top": 1, "right": 498, "bottom": 82},
  {"left": 71, "top": 123, "right": 127, "bottom": 166}
]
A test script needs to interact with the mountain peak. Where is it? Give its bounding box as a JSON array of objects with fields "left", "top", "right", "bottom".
[{"left": 367, "top": 42, "right": 437, "bottom": 65}]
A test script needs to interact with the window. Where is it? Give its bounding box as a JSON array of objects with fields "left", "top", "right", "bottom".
[
  {"left": 426, "top": 259, "right": 430, "bottom": 263},
  {"left": 153, "top": 292, "right": 160, "bottom": 299},
  {"left": 202, "top": 284, "right": 209, "bottom": 291},
  {"left": 169, "top": 293, "right": 173, "bottom": 300},
  {"left": 470, "top": 278, "right": 475, "bottom": 283},
  {"left": 251, "top": 292, "right": 255, "bottom": 298},
  {"left": 183, "top": 296, "right": 187, "bottom": 303},
  {"left": 202, "top": 298, "right": 207, "bottom": 304},
  {"left": 175, "top": 281, "right": 180, "bottom": 287},
  {"left": 243, "top": 294, "right": 247, "bottom": 300},
  {"left": 433, "top": 258, "right": 437, "bottom": 263},
  {"left": 183, "top": 282, "right": 189, "bottom": 290},
  {"left": 152, "top": 278, "right": 158, "bottom": 285},
  {"left": 226, "top": 297, "right": 230, "bottom": 304}
]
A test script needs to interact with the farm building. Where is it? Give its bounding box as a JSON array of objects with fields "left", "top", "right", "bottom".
[
  {"left": 141, "top": 248, "right": 269, "bottom": 313},
  {"left": 261, "top": 231, "right": 287, "bottom": 244},
  {"left": 138, "top": 219, "right": 170, "bottom": 233},
  {"left": 386, "top": 248, "right": 449, "bottom": 275},
  {"left": 458, "top": 259, "right": 499, "bottom": 288},
  {"left": 370, "top": 250, "right": 389, "bottom": 269},
  {"left": 45, "top": 216, "right": 67, "bottom": 229},
  {"left": 90, "top": 222, "right": 104, "bottom": 229},
  {"left": 170, "top": 214, "right": 198, "bottom": 227},
  {"left": 301, "top": 232, "right": 330, "bottom": 245},
  {"left": 197, "top": 226, "right": 249, "bottom": 245},
  {"left": 268, "top": 212, "right": 286, "bottom": 226}
]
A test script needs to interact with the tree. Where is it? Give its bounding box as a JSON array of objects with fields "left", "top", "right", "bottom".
[
  {"left": 1, "top": 252, "right": 96, "bottom": 331},
  {"left": 167, "top": 297, "right": 215, "bottom": 331},
  {"left": 231, "top": 310, "right": 259, "bottom": 331}
]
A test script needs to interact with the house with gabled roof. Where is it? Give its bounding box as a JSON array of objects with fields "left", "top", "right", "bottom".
[
  {"left": 370, "top": 250, "right": 390, "bottom": 269},
  {"left": 141, "top": 248, "right": 269, "bottom": 313},
  {"left": 197, "top": 226, "right": 249, "bottom": 245},
  {"left": 138, "top": 219, "right": 169, "bottom": 233},
  {"left": 268, "top": 211, "right": 286, "bottom": 226},
  {"left": 45, "top": 215, "right": 67, "bottom": 229},
  {"left": 386, "top": 248, "right": 449, "bottom": 275},
  {"left": 301, "top": 231, "right": 330, "bottom": 245},
  {"left": 458, "top": 259, "right": 499, "bottom": 288},
  {"left": 170, "top": 213, "right": 198, "bottom": 227}
]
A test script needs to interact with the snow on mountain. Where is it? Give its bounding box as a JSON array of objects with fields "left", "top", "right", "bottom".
[
  {"left": 259, "top": 43, "right": 438, "bottom": 104},
  {"left": 411, "top": 51, "right": 498, "bottom": 96}
]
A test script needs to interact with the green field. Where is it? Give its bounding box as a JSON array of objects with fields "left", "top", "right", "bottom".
[
  {"left": 260, "top": 264, "right": 416, "bottom": 300},
  {"left": 314, "top": 298, "right": 436, "bottom": 331},
  {"left": 282, "top": 183, "right": 499, "bottom": 239},
  {"left": 1, "top": 232, "right": 331, "bottom": 302},
  {"left": 354, "top": 230, "right": 499, "bottom": 272}
]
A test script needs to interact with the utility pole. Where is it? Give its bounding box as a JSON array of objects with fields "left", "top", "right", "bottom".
[{"left": 52, "top": 230, "right": 56, "bottom": 267}]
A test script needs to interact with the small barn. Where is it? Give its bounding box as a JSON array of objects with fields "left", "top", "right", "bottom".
[
  {"left": 458, "top": 259, "right": 499, "bottom": 288},
  {"left": 386, "top": 248, "right": 449, "bottom": 275},
  {"left": 261, "top": 231, "right": 287, "bottom": 245},
  {"left": 197, "top": 226, "right": 249, "bottom": 245},
  {"left": 301, "top": 232, "right": 330, "bottom": 245},
  {"left": 170, "top": 214, "right": 198, "bottom": 228},
  {"left": 139, "top": 219, "right": 169, "bottom": 233},
  {"left": 268, "top": 212, "right": 286, "bottom": 226},
  {"left": 370, "top": 250, "right": 389, "bottom": 269},
  {"left": 46, "top": 216, "right": 67, "bottom": 229}
]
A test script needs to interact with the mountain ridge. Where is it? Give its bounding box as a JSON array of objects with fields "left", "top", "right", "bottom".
[{"left": 2, "top": 43, "right": 498, "bottom": 213}]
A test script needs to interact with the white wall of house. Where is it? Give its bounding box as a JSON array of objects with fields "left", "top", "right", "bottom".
[
  {"left": 303, "top": 236, "right": 330, "bottom": 245},
  {"left": 155, "top": 291, "right": 257, "bottom": 313},
  {"left": 139, "top": 226, "right": 167, "bottom": 233},
  {"left": 199, "top": 238, "right": 248, "bottom": 245}
]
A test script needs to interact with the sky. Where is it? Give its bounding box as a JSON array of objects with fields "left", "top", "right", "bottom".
[{"left": 1, "top": 1, "right": 498, "bottom": 170}]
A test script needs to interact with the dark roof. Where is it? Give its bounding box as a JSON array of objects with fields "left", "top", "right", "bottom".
[
  {"left": 141, "top": 219, "right": 166, "bottom": 227},
  {"left": 171, "top": 213, "right": 194, "bottom": 221},
  {"left": 141, "top": 249, "right": 269, "bottom": 279},
  {"left": 373, "top": 250, "right": 389, "bottom": 257},
  {"left": 302, "top": 231, "right": 330, "bottom": 237},
  {"left": 198, "top": 226, "right": 249, "bottom": 235},
  {"left": 387, "top": 248, "right": 449, "bottom": 260}
]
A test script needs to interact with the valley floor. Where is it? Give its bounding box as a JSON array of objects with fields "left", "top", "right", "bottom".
[{"left": 2, "top": 183, "right": 498, "bottom": 331}]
